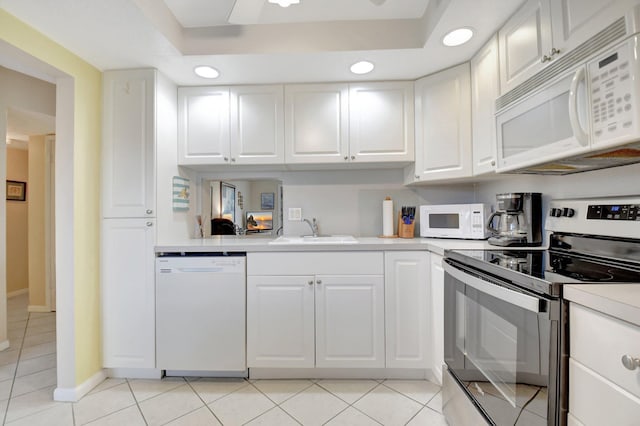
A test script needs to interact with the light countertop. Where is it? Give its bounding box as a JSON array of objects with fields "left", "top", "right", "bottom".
[
  {"left": 155, "top": 236, "right": 498, "bottom": 255},
  {"left": 564, "top": 284, "right": 640, "bottom": 327}
]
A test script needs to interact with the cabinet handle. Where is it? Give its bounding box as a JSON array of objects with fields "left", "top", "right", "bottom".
[
  {"left": 308, "top": 280, "right": 314, "bottom": 286},
  {"left": 146, "top": 209, "right": 153, "bottom": 215},
  {"left": 224, "top": 157, "right": 229, "bottom": 162},
  {"left": 146, "top": 222, "right": 153, "bottom": 227},
  {"left": 231, "top": 158, "right": 236, "bottom": 162},
  {"left": 621, "top": 355, "right": 640, "bottom": 371},
  {"left": 415, "top": 175, "right": 420, "bottom": 180},
  {"left": 491, "top": 160, "right": 496, "bottom": 166},
  {"left": 351, "top": 155, "right": 355, "bottom": 160},
  {"left": 344, "top": 156, "right": 349, "bottom": 161},
  {"left": 316, "top": 280, "right": 322, "bottom": 285}
]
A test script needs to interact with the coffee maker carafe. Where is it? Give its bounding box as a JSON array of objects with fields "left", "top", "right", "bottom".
[{"left": 487, "top": 193, "right": 542, "bottom": 246}]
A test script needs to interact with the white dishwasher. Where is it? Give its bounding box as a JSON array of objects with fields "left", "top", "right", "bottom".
[{"left": 156, "top": 253, "right": 246, "bottom": 375}]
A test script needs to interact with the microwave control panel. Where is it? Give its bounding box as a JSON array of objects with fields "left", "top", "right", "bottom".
[{"left": 589, "top": 40, "right": 636, "bottom": 141}]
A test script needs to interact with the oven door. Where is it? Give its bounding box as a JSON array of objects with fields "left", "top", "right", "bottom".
[{"left": 443, "top": 259, "right": 564, "bottom": 426}]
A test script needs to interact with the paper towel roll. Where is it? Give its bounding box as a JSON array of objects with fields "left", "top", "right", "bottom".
[{"left": 382, "top": 197, "right": 394, "bottom": 236}]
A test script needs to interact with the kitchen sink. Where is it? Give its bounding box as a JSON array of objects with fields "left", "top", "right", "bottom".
[{"left": 269, "top": 235, "right": 359, "bottom": 245}]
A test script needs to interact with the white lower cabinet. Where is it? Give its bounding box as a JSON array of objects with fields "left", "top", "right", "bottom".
[
  {"left": 569, "top": 303, "right": 640, "bottom": 425},
  {"left": 102, "top": 218, "right": 156, "bottom": 369},
  {"left": 384, "top": 251, "right": 430, "bottom": 369},
  {"left": 247, "top": 252, "right": 384, "bottom": 369}
]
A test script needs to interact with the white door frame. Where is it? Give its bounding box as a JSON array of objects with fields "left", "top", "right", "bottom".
[{"left": 45, "top": 134, "right": 56, "bottom": 311}]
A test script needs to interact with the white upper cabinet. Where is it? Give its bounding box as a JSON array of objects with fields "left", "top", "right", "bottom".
[
  {"left": 102, "top": 69, "right": 156, "bottom": 218},
  {"left": 471, "top": 35, "right": 500, "bottom": 176},
  {"left": 178, "top": 85, "right": 284, "bottom": 165},
  {"left": 349, "top": 82, "right": 415, "bottom": 163},
  {"left": 230, "top": 85, "right": 284, "bottom": 164},
  {"left": 284, "top": 83, "right": 350, "bottom": 164},
  {"left": 499, "top": 0, "right": 636, "bottom": 94},
  {"left": 178, "top": 86, "right": 230, "bottom": 165},
  {"left": 498, "top": 0, "right": 553, "bottom": 94},
  {"left": 412, "top": 63, "right": 472, "bottom": 182}
]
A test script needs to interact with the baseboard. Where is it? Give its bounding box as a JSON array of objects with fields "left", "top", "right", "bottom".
[
  {"left": 106, "top": 368, "right": 163, "bottom": 379},
  {"left": 7, "top": 289, "right": 28, "bottom": 298},
  {"left": 28, "top": 305, "right": 52, "bottom": 313},
  {"left": 0, "top": 340, "right": 10, "bottom": 351},
  {"left": 248, "top": 368, "right": 433, "bottom": 380},
  {"left": 54, "top": 369, "right": 107, "bottom": 402}
]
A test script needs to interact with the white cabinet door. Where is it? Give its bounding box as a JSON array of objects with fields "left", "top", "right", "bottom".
[
  {"left": 550, "top": 0, "right": 634, "bottom": 60},
  {"left": 414, "top": 63, "right": 472, "bottom": 181},
  {"left": 102, "top": 218, "right": 156, "bottom": 368},
  {"left": 498, "top": 0, "right": 553, "bottom": 94},
  {"left": 178, "top": 86, "right": 230, "bottom": 165},
  {"left": 284, "top": 83, "right": 349, "bottom": 164},
  {"left": 384, "top": 252, "right": 430, "bottom": 369},
  {"left": 315, "top": 275, "right": 385, "bottom": 368},
  {"left": 471, "top": 35, "right": 499, "bottom": 176},
  {"left": 102, "top": 69, "right": 155, "bottom": 218},
  {"left": 247, "top": 275, "right": 315, "bottom": 368},
  {"left": 349, "top": 82, "right": 414, "bottom": 163},
  {"left": 230, "top": 85, "right": 284, "bottom": 164},
  {"left": 430, "top": 253, "right": 445, "bottom": 385}
]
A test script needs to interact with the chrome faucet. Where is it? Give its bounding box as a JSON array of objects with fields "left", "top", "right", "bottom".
[{"left": 303, "top": 218, "right": 319, "bottom": 237}]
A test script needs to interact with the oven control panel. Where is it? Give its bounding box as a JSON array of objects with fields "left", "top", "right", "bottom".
[{"left": 586, "top": 204, "right": 640, "bottom": 220}]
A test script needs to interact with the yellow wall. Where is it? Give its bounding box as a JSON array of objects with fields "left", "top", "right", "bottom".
[
  {"left": 27, "top": 136, "right": 46, "bottom": 308},
  {"left": 6, "top": 147, "right": 28, "bottom": 295},
  {"left": 0, "top": 10, "right": 102, "bottom": 384}
]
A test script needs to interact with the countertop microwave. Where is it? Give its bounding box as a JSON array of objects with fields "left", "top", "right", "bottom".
[
  {"left": 420, "top": 204, "right": 491, "bottom": 240},
  {"left": 495, "top": 14, "right": 640, "bottom": 174}
]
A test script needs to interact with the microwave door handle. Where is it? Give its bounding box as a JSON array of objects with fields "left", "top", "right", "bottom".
[
  {"left": 444, "top": 261, "right": 543, "bottom": 313},
  {"left": 569, "top": 66, "right": 589, "bottom": 146}
]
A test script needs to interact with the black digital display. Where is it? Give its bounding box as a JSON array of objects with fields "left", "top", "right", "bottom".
[
  {"left": 429, "top": 213, "right": 460, "bottom": 229},
  {"left": 599, "top": 52, "right": 618, "bottom": 69},
  {"left": 611, "top": 205, "right": 620, "bottom": 212}
]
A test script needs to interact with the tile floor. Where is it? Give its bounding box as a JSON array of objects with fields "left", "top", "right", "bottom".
[{"left": 1, "top": 293, "right": 448, "bottom": 425}]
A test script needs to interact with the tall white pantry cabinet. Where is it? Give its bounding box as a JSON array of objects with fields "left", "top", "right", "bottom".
[{"left": 101, "top": 69, "right": 160, "bottom": 371}]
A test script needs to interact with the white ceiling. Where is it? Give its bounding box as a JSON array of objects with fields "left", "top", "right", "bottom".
[{"left": 0, "top": 0, "right": 524, "bottom": 86}]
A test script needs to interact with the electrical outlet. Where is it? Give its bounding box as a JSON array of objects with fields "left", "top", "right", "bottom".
[{"left": 288, "top": 207, "right": 302, "bottom": 221}]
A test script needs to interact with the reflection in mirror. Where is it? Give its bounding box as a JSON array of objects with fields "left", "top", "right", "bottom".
[{"left": 203, "top": 179, "right": 282, "bottom": 236}]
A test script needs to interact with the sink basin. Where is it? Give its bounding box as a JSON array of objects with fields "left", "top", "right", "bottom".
[{"left": 269, "top": 235, "right": 358, "bottom": 245}]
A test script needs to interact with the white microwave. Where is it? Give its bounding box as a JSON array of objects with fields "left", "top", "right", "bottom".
[
  {"left": 419, "top": 204, "right": 491, "bottom": 239},
  {"left": 496, "top": 33, "right": 640, "bottom": 174}
]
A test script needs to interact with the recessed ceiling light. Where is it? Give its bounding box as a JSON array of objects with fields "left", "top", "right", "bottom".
[
  {"left": 442, "top": 28, "right": 474, "bottom": 47},
  {"left": 350, "top": 61, "right": 375, "bottom": 75},
  {"left": 268, "top": 0, "right": 300, "bottom": 7},
  {"left": 194, "top": 66, "right": 220, "bottom": 79}
]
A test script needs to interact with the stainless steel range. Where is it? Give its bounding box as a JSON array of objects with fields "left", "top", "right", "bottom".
[{"left": 442, "top": 196, "right": 640, "bottom": 426}]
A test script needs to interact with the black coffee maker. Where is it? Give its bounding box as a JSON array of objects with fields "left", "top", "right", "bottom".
[{"left": 487, "top": 193, "right": 542, "bottom": 246}]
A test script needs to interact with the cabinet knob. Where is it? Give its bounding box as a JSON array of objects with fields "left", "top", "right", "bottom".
[
  {"left": 308, "top": 280, "right": 314, "bottom": 286},
  {"left": 351, "top": 155, "right": 355, "bottom": 160},
  {"left": 415, "top": 175, "right": 420, "bottom": 180},
  {"left": 231, "top": 158, "right": 236, "bottom": 162},
  {"left": 146, "top": 209, "right": 153, "bottom": 215},
  {"left": 344, "top": 156, "right": 349, "bottom": 161},
  {"left": 316, "top": 280, "right": 322, "bottom": 285},
  {"left": 550, "top": 47, "right": 561, "bottom": 57},
  {"left": 541, "top": 54, "right": 552, "bottom": 63},
  {"left": 621, "top": 355, "right": 640, "bottom": 371},
  {"left": 491, "top": 160, "right": 496, "bottom": 166},
  {"left": 146, "top": 222, "right": 153, "bottom": 227},
  {"left": 224, "top": 157, "right": 229, "bottom": 162}
]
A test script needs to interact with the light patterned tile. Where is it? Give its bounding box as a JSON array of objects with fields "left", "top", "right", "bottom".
[
  {"left": 316, "top": 379, "right": 379, "bottom": 404},
  {"left": 280, "top": 384, "right": 348, "bottom": 426},
  {"left": 245, "top": 406, "right": 300, "bottom": 425},
  {"left": 189, "top": 378, "right": 249, "bottom": 404},
  {"left": 0, "top": 363, "right": 18, "bottom": 382},
  {"left": 427, "top": 391, "right": 443, "bottom": 413},
  {"left": 15, "top": 353, "right": 57, "bottom": 378},
  {"left": 0, "top": 349, "right": 20, "bottom": 367},
  {"left": 138, "top": 384, "right": 204, "bottom": 426},
  {"left": 11, "top": 368, "right": 57, "bottom": 397},
  {"left": 87, "top": 378, "right": 127, "bottom": 395},
  {"left": 25, "top": 322, "right": 56, "bottom": 335},
  {"left": 353, "top": 385, "right": 423, "bottom": 426},
  {"left": 85, "top": 405, "right": 146, "bottom": 426},
  {"left": 72, "top": 383, "right": 137, "bottom": 425},
  {"left": 406, "top": 406, "right": 448, "bottom": 426},
  {"left": 5, "top": 385, "right": 59, "bottom": 423},
  {"left": 128, "top": 377, "right": 185, "bottom": 402},
  {"left": 165, "top": 406, "right": 222, "bottom": 426},
  {"left": 17, "top": 341, "right": 56, "bottom": 361},
  {"left": 382, "top": 380, "right": 441, "bottom": 405},
  {"left": 22, "top": 331, "right": 56, "bottom": 348},
  {"left": 0, "top": 378, "right": 13, "bottom": 401},
  {"left": 251, "top": 380, "right": 313, "bottom": 404},
  {"left": 209, "top": 384, "right": 275, "bottom": 425},
  {"left": 325, "top": 407, "right": 381, "bottom": 426},
  {"left": 5, "top": 402, "right": 73, "bottom": 426}
]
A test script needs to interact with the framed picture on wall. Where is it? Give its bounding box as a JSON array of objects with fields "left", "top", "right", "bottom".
[
  {"left": 261, "top": 192, "right": 275, "bottom": 210},
  {"left": 220, "top": 182, "right": 236, "bottom": 222},
  {"left": 6, "top": 180, "right": 26, "bottom": 201}
]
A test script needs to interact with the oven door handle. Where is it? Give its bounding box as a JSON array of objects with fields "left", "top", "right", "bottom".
[{"left": 444, "top": 261, "right": 544, "bottom": 313}]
